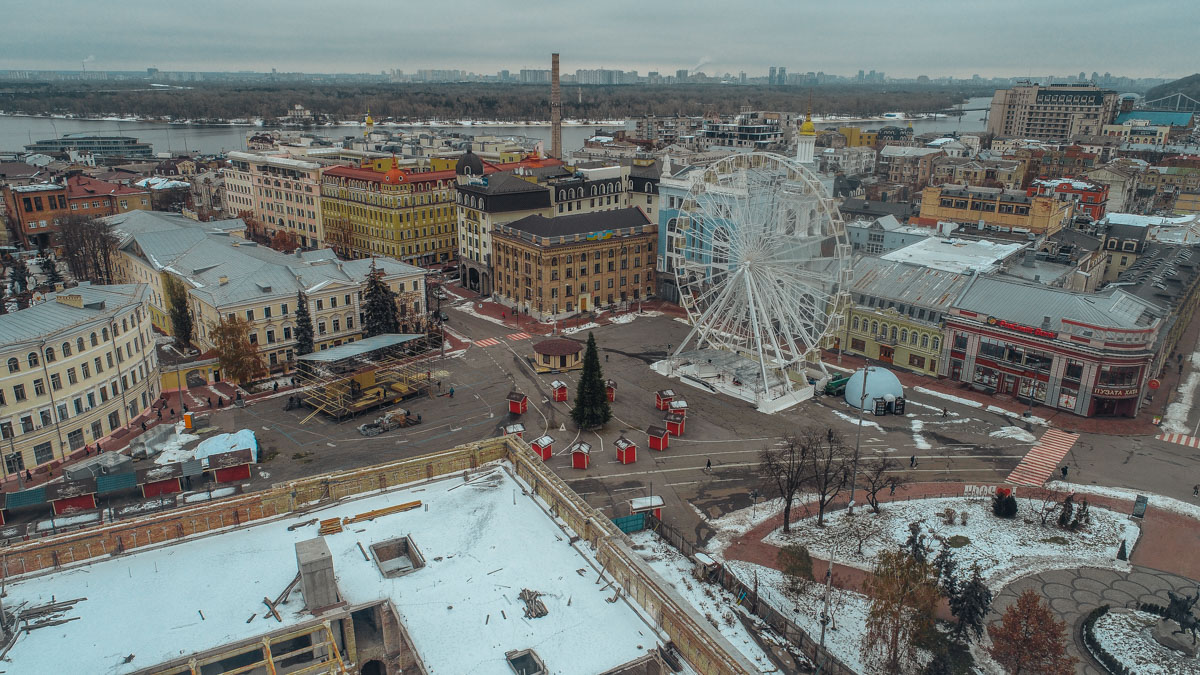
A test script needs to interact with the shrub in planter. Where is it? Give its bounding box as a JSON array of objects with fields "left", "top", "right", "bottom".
[{"left": 992, "top": 493, "right": 1018, "bottom": 518}]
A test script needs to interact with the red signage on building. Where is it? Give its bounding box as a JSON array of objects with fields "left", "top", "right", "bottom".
[{"left": 986, "top": 316, "right": 1058, "bottom": 339}]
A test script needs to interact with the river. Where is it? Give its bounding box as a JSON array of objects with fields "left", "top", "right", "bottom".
[{"left": 0, "top": 96, "right": 991, "bottom": 157}]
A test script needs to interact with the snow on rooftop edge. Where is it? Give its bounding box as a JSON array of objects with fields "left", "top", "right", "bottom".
[{"left": 4, "top": 464, "right": 659, "bottom": 675}]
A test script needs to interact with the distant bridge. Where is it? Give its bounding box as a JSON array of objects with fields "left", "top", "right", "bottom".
[{"left": 1140, "top": 93, "right": 1200, "bottom": 112}]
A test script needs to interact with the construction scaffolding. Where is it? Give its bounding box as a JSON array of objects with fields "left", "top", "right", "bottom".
[{"left": 295, "top": 334, "right": 436, "bottom": 423}]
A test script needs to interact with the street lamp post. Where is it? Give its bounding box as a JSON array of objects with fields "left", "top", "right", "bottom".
[
  {"left": 847, "top": 366, "right": 870, "bottom": 515},
  {"left": 815, "top": 555, "right": 835, "bottom": 675}
]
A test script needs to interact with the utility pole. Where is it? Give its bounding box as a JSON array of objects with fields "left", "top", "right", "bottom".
[
  {"left": 816, "top": 555, "right": 834, "bottom": 675},
  {"left": 848, "top": 366, "right": 869, "bottom": 515}
]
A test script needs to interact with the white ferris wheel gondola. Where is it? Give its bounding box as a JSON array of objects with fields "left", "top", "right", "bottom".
[{"left": 669, "top": 152, "right": 852, "bottom": 406}]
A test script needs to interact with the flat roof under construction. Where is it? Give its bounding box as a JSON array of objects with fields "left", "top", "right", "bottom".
[
  {"left": 296, "top": 333, "right": 425, "bottom": 363},
  {"left": 4, "top": 464, "right": 659, "bottom": 674}
]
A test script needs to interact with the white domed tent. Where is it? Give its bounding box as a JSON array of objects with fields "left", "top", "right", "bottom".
[{"left": 843, "top": 367, "right": 904, "bottom": 411}]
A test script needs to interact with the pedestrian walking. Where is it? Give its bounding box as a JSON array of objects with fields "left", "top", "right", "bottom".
[
  {"left": 705, "top": 458, "right": 712, "bottom": 472},
  {"left": 157, "top": 408, "right": 162, "bottom": 419},
  {"left": 182, "top": 403, "right": 188, "bottom": 413},
  {"left": 140, "top": 421, "right": 146, "bottom": 431},
  {"left": 1193, "top": 484, "right": 1198, "bottom": 497},
  {"left": 169, "top": 408, "right": 175, "bottom": 417},
  {"left": 1060, "top": 466, "right": 1069, "bottom": 479},
  {"left": 910, "top": 455, "right": 917, "bottom": 468},
  {"left": 273, "top": 381, "right": 279, "bottom": 393},
  {"left": 207, "top": 397, "right": 212, "bottom": 408},
  {"left": 889, "top": 482, "right": 896, "bottom": 496},
  {"left": 25, "top": 469, "right": 32, "bottom": 482},
  {"left": 437, "top": 381, "right": 442, "bottom": 390},
  {"left": 605, "top": 354, "right": 609, "bottom": 362},
  {"left": 449, "top": 387, "right": 455, "bottom": 398},
  {"left": 941, "top": 407, "right": 948, "bottom": 417}
]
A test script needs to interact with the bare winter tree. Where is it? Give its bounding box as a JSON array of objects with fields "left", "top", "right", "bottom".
[
  {"left": 860, "top": 457, "right": 906, "bottom": 514},
  {"left": 58, "top": 215, "right": 118, "bottom": 284},
  {"left": 1027, "top": 489, "right": 1066, "bottom": 528},
  {"left": 760, "top": 431, "right": 815, "bottom": 533},
  {"left": 805, "top": 428, "right": 852, "bottom": 527}
]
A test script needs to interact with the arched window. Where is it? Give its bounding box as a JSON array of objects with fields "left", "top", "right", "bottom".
[
  {"left": 900, "top": 329, "right": 908, "bottom": 342},
  {"left": 932, "top": 337, "right": 940, "bottom": 351},
  {"left": 6, "top": 358, "right": 18, "bottom": 373},
  {"left": 102, "top": 327, "right": 109, "bottom": 342},
  {"left": 27, "top": 352, "right": 39, "bottom": 368},
  {"left": 852, "top": 316, "right": 860, "bottom": 330},
  {"left": 879, "top": 323, "right": 887, "bottom": 336},
  {"left": 62, "top": 342, "right": 71, "bottom": 357},
  {"left": 911, "top": 332, "right": 918, "bottom": 345},
  {"left": 44, "top": 347, "right": 55, "bottom": 363},
  {"left": 77, "top": 337, "right": 85, "bottom": 352},
  {"left": 90, "top": 333, "right": 98, "bottom": 346},
  {"left": 921, "top": 334, "right": 929, "bottom": 348},
  {"left": 871, "top": 321, "right": 879, "bottom": 334},
  {"left": 890, "top": 326, "right": 898, "bottom": 341},
  {"left": 122, "top": 318, "right": 128, "bottom": 332}
]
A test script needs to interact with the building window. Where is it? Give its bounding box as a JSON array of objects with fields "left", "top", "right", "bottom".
[
  {"left": 851, "top": 338, "right": 866, "bottom": 351},
  {"left": 50, "top": 373, "right": 61, "bottom": 391},
  {"left": 33, "top": 379, "right": 45, "bottom": 396},
  {"left": 908, "top": 354, "right": 926, "bottom": 369},
  {"left": 27, "top": 352, "right": 39, "bottom": 368},
  {"left": 6, "top": 358, "right": 18, "bottom": 373},
  {"left": 108, "top": 411, "right": 121, "bottom": 431},
  {"left": 33, "top": 442, "right": 54, "bottom": 465}
]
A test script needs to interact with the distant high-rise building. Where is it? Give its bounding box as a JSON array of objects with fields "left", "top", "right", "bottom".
[
  {"left": 987, "top": 82, "right": 1119, "bottom": 140},
  {"left": 551, "top": 54, "right": 562, "bottom": 160},
  {"left": 676, "top": 69, "right": 689, "bottom": 82},
  {"left": 768, "top": 66, "right": 777, "bottom": 85},
  {"left": 777, "top": 67, "right": 787, "bottom": 85}
]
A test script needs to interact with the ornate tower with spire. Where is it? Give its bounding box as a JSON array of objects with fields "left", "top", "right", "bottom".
[{"left": 796, "top": 106, "right": 816, "bottom": 165}]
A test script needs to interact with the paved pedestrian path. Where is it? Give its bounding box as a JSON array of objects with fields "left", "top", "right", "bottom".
[
  {"left": 1155, "top": 431, "right": 1200, "bottom": 449},
  {"left": 1006, "top": 428, "right": 1080, "bottom": 486},
  {"left": 473, "top": 337, "right": 501, "bottom": 347}
]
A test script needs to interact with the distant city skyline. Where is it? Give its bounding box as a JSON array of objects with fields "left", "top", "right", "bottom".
[{"left": 2, "top": 0, "right": 1195, "bottom": 80}]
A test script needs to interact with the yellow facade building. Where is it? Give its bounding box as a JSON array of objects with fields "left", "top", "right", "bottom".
[{"left": 916, "top": 184, "right": 1073, "bottom": 235}]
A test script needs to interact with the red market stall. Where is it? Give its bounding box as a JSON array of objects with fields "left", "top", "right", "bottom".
[
  {"left": 614, "top": 436, "right": 637, "bottom": 465},
  {"left": 530, "top": 435, "right": 554, "bottom": 461},
  {"left": 137, "top": 463, "right": 183, "bottom": 498},
  {"left": 503, "top": 422, "right": 526, "bottom": 439},
  {"left": 507, "top": 391, "right": 529, "bottom": 415},
  {"left": 664, "top": 412, "right": 686, "bottom": 437},
  {"left": 630, "top": 495, "right": 664, "bottom": 520},
  {"left": 46, "top": 478, "right": 98, "bottom": 516},
  {"left": 655, "top": 389, "right": 676, "bottom": 411},
  {"left": 668, "top": 399, "right": 689, "bottom": 417},
  {"left": 551, "top": 380, "right": 568, "bottom": 403},
  {"left": 570, "top": 441, "right": 592, "bottom": 470},
  {"left": 606, "top": 379, "right": 618, "bottom": 402},
  {"left": 209, "top": 448, "right": 254, "bottom": 484},
  {"left": 647, "top": 425, "right": 669, "bottom": 451}
]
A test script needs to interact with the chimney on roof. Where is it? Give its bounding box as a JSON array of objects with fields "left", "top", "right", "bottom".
[{"left": 551, "top": 53, "right": 562, "bottom": 160}]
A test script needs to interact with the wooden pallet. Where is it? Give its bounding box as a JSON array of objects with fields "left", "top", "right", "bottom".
[
  {"left": 343, "top": 500, "right": 421, "bottom": 525},
  {"left": 318, "top": 518, "right": 344, "bottom": 535}
]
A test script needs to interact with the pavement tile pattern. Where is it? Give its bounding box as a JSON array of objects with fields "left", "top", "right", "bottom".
[{"left": 472, "top": 338, "right": 501, "bottom": 347}]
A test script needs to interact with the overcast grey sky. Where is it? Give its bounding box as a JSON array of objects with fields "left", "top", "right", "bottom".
[{"left": 2, "top": 0, "right": 1193, "bottom": 79}]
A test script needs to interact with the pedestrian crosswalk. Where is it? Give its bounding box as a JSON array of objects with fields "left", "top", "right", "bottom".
[
  {"left": 1006, "top": 428, "right": 1080, "bottom": 487},
  {"left": 473, "top": 338, "right": 501, "bottom": 348},
  {"left": 1156, "top": 432, "right": 1200, "bottom": 449},
  {"left": 506, "top": 332, "right": 531, "bottom": 341}
]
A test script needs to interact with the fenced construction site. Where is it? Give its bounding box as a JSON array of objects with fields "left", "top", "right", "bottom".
[{"left": 294, "top": 333, "right": 438, "bottom": 423}]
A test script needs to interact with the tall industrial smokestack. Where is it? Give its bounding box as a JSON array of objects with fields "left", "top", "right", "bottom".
[{"left": 551, "top": 53, "right": 562, "bottom": 160}]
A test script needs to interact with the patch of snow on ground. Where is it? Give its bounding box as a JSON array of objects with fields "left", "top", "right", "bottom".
[
  {"left": 562, "top": 321, "right": 601, "bottom": 335},
  {"left": 725, "top": 560, "right": 876, "bottom": 674},
  {"left": 181, "top": 487, "right": 237, "bottom": 503},
  {"left": 913, "top": 386, "right": 982, "bottom": 408},
  {"left": 832, "top": 410, "right": 885, "bottom": 433},
  {"left": 986, "top": 405, "right": 1049, "bottom": 426},
  {"left": 149, "top": 423, "right": 199, "bottom": 458},
  {"left": 693, "top": 497, "right": 793, "bottom": 557},
  {"left": 155, "top": 428, "right": 257, "bottom": 466},
  {"left": 451, "top": 303, "right": 508, "bottom": 326},
  {"left": 1164, "top": 349, "right": 1200, "bottom": 433},
  {"left": 905, "top": 399, "right": 960, "bottom": 415},
  {"left": 1092, "top": 608, "right": 1200, "bottom": 674},
  {"left": 765, "top": 497, "right": 1138, "bottom": 589},
  {"left": 35, "top": 511, "right": 100, "bottom": 532},
  {"left": 1047, "top": 480, "right": 1200, "bottom": 523},
  {"left": 989, "top": 426, "right": 1037, "bottom": 443},
  {"left": 910, "top": 419, "right": 931, "bottom": 450},
  {"left": 629, "top": 531, "right": 783, "bottom": 672}
]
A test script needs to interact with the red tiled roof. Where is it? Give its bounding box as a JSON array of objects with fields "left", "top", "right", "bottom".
[{"left": 66, "top": 175, "right": 148, "bottom": 199}]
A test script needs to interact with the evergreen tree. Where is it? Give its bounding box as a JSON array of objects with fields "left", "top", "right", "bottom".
[
  {"left": 932, "top": 546, "right": 958, "bottom": 598},
  {"left": 43, "top": 258, "right": 63, "bottom": 287},
  {"left": 949, "top": 565, "right": 992, "bottom": 643},
  {"left": 922, "top": 648, "right": 954, "bottom": 675},
  {"left": 363, "top": 260, "right": 399, "bottom": 337},
  {"left": 571, "top": 333, "right": 611, "bottom": 430},
  {"left": 9, "top": 260, "right": 29, "bottom": 295},
  {"left": 294, "top": 291, "right": 314, "bottom": 355},
  {"left": 904, "top": 522, "right": 930, "bottom": 564}
]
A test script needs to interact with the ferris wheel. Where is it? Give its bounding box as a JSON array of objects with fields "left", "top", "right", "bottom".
[{"left": 670, "top": 152, "right": 851, "bottom": 395}]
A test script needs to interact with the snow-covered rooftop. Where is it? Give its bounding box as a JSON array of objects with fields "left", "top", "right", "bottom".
[
  {"left": 1104, "top": 212, "right": 1200, "bottom": 228},
  {"left": 881, "top": 237, "right": 1025, "bottom": 274},
  {"left": 4, "top": 465, "right": 659, "bottom": 675}
]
